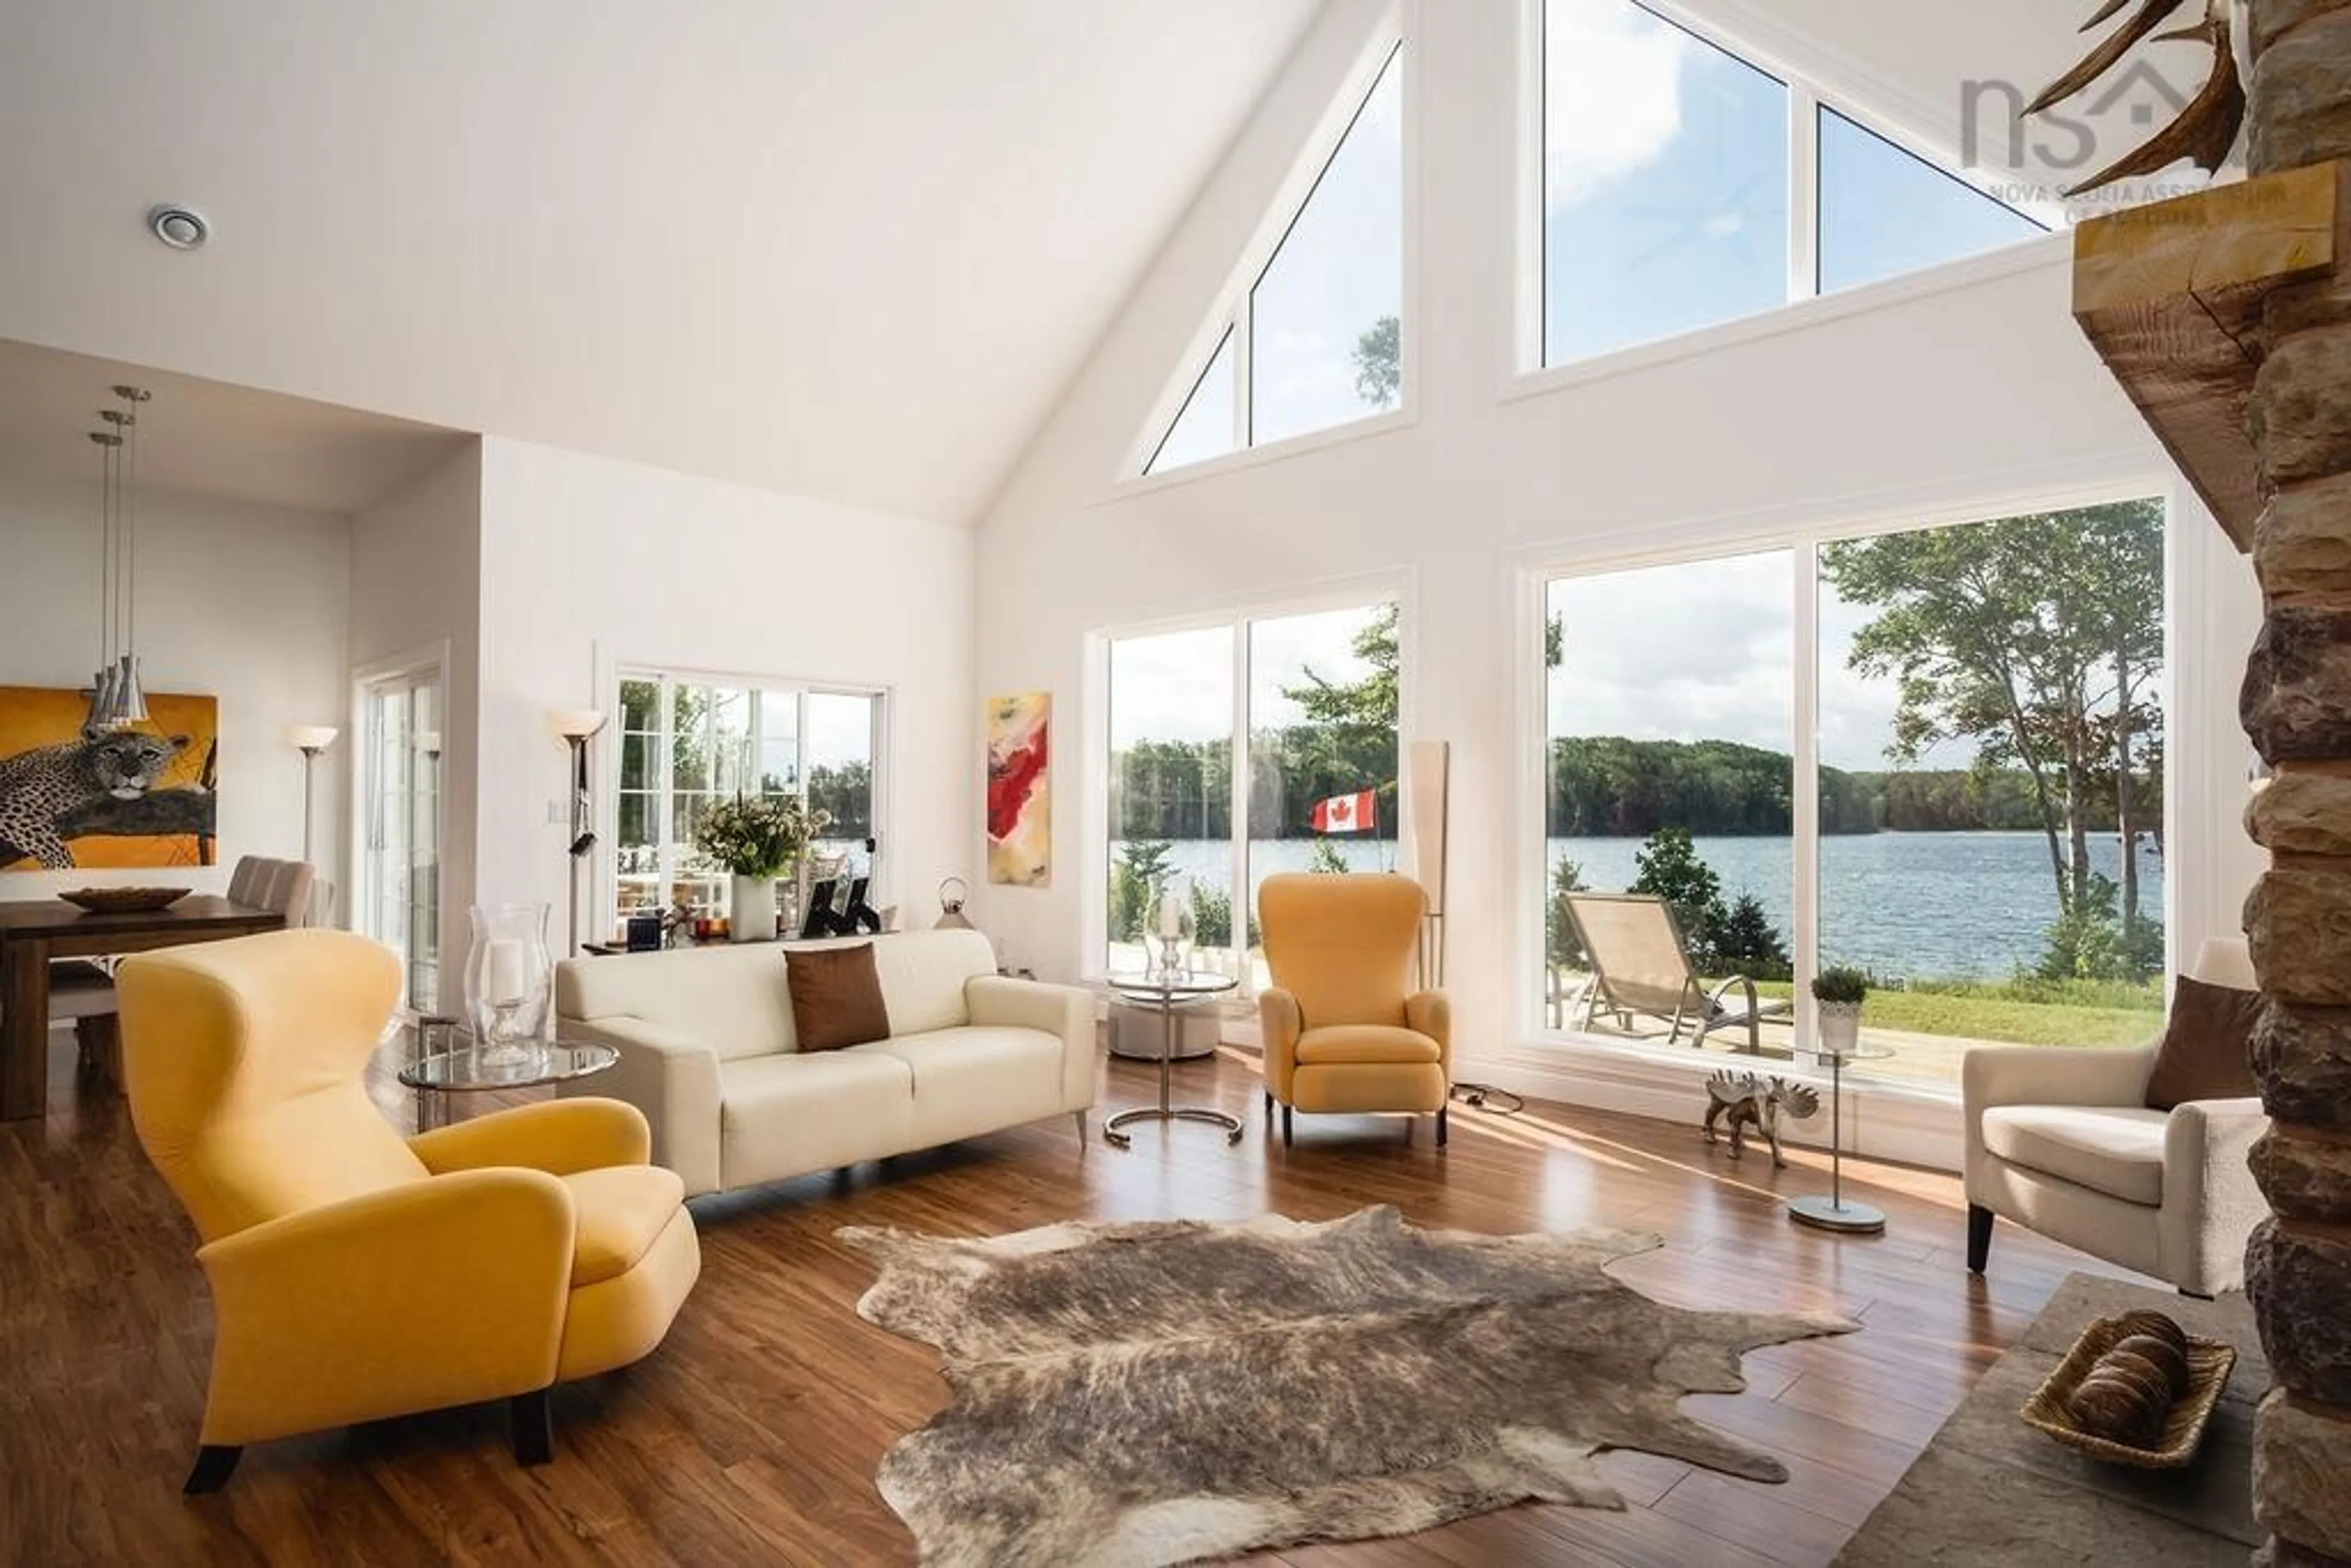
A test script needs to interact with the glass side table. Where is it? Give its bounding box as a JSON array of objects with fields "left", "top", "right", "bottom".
[
  {"left": 1101, "top": 970, "right": 1242, "bottom": 1149},
  {"left": 398, "top": 1016, "right": 619, "bottom": 1132},
  {"left": 1788, "top": 1039, "right": 1895, "bottom": 1235}
]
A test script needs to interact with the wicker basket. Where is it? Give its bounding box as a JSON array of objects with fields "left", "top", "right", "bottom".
[
  {"left": 2020, "top": 1313, "right": 2238, "bottom": 1468},
  {"left": 58, "top": 887, "right": 190, "bottom": 914}
]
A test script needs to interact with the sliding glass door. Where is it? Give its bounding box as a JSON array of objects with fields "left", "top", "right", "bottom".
[
  {"left": 357, "top": 665, "right": 443, "bottom": 1013},
  {"left": 1544, "top": 552, "right": 1795, "bottom": 1040},
  {"left": 1104, "top": 599, "right": 1400, "bottom": 985},
  {"left": 1108, "top": 626, "right": 1235, "bottom": 978}
]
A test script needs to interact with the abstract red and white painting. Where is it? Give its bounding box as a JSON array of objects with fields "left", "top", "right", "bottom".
[{"left": 985, "top": 691, "right": 1049, "bottom": 887}]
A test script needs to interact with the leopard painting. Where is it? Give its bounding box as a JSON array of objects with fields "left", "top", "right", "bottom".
[{"left": 0, "top": 726, "right": 191, "bottom": 869}]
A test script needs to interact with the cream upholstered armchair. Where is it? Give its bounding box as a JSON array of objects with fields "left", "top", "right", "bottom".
[
  {"left": 1258, "top": 873, "right": 1449, "bottom": 1147},
  {"left": 117, "top": 930, "right": 699, "bottom": 1492},
  {"left": 1963, "top": 939, "right": 2267, "bottom": 1297}
]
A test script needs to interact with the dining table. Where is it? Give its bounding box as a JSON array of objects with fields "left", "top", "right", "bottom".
[{"left": 1, "top": 895, "right": 287, "bottom": 1120}]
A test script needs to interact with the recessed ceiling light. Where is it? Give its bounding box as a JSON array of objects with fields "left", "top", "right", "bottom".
[{"left": 147, "top": 204, "right": 209, "bottom": 250}]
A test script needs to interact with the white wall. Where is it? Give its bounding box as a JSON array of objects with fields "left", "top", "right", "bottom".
[
  {"left": 350, "top": 439, "right": 482, "bottom": 1002},
  {"left": 0, "top": 470, "right": 349, "bottom": 896},
  {"left": 473, "top": 438, "right": 976, "bottom": 951},
  {"left": 971, "top": 0, "right": 2267, "bottom": 1149}
]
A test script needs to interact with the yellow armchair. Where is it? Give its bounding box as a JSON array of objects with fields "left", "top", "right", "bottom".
[
  {"left": 1257, "top": 873, "right": 1450, "bottom": 1147},
  {"left": 116, "top": 929, "right": 700, "bottom": 1493}
]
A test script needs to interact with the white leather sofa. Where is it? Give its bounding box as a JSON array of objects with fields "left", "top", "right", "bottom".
[
  {"left": 1963, "top": 939, "right": 2268, "bottom": 1297},
  {"left": 553, "top": 929, "right": 1095, "bottom": 1198}
]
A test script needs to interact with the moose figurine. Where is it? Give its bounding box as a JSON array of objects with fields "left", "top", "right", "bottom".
[{"left": 1701, "top": 1070, "right": 1821, "bottom": 1169}]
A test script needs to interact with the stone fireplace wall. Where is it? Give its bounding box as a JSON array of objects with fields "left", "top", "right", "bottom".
[{"left": 2240, "top": 4, "right": 2351, "bottom": 1563}]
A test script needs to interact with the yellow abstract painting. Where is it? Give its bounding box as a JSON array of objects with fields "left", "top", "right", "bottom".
[
  {"left": 985, "top": 692, "right": 1049, "bottom": 887},
  {"left": 0, "top": 686, "right": 219, "bottom": 871}
]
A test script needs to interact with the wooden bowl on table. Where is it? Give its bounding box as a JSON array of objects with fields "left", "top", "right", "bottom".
[{"left": 58, "top": 887, "right": 191, "bottom": 915}]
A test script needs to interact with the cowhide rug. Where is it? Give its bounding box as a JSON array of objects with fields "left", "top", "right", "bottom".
[{"left": 841, "top": 1204, "right": 1857, "bottom": 1566}]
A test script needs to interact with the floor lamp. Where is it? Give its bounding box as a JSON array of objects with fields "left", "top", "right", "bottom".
[
  {"left": 287, "top": 726, "right": 339, "bottom": 865},
  {"left": 1404, "top": 740, "right": 1449, "bottom": 988},
  {"left": 547, "top": 708, "right": 607, "bottom": 956}
]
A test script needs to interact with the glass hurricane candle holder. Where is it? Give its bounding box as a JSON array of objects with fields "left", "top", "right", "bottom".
[
  {"left": 1150, "top": 880, "right": 1196, "bottom": 982},
  {"left": 465, "top": 902, "right": 552, "bottom": 1068}
]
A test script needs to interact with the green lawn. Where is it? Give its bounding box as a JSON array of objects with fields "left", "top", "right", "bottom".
[{"left": 1753, "top": 977, "right": 2161, "bottom": 1049}]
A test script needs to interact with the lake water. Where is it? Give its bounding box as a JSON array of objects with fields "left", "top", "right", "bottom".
[{"left": 1115, "top": 831, "right": 2164, "bottom": 980}]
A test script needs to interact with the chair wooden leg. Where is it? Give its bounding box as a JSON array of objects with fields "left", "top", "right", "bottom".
[
  {"left": 75, "top": 1015, "right": 122, "bottom": 1090},
  {"left": 1264, "top": 1089, "right": 1273, "bottom": 1120},
  {"left": 512, "top": 1389, "right": 553, "bottom": 1467},
  {"left": 1436, "top": 1106, "right": 1449, "bottom": 1148},
  {"left": 1967, "top": 1204, "right": 1993, "bottom": 1275},
  {"left": 1281, "top": 1105, "right": 1293, "bottom": 1147},
  {"left": 184, "top": 1444, "right": 241, "bottom": 1494}
]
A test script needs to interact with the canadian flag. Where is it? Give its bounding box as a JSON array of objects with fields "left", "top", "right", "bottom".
[{"left": 1310, "top": 789, "right": 1377, "bottom": 835}]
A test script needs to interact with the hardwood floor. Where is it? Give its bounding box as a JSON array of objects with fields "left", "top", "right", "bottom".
[{"left": 2, "top": 1030, "right": 2147, "bottom": 1566}]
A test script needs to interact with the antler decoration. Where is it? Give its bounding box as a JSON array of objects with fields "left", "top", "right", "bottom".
[{"left": 2028, "top": 0, "right": 2246, "bottom": 197}]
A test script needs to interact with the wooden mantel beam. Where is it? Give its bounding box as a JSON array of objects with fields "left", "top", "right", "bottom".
[{"left": 2073, "top": 160, "right": 2345, "bottom": 549}]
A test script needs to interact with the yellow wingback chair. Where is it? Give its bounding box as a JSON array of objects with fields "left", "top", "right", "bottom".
[
  {"left": 1258, "top": 873, "right": 1450, "bottom": 1147},
  {"left": 116, "top": 929, "right": 700, "bottom": 1493}
]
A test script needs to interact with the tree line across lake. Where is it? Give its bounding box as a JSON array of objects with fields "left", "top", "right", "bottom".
[
  {"left": 1111, "top": 732, "right": 2161, "bottom": 842},
  {"left": 1548, "top": 736, "right": 2161, "bottom": 838}
]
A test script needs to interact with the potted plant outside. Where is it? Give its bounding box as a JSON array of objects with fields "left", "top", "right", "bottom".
[
  {"left": 694, "top": 793, "right": 830, "bottom": 943},
  {"left": 1812, "top": 967, "right": 1869, "bottom": 1058}
]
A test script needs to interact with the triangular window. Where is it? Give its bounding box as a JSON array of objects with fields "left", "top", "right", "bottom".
[
  {"left": 1817, "top": 108, "right": 2047, "bottom": 295},
  {"left": 1139, "top": 40, "right": 1404, "bottom": 477}
]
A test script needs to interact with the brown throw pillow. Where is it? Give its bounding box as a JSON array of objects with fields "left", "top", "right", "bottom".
[
  {"left": 786, "top": 943, "right": 891, "bottom": 1053},
  {"left": 2144, "top": 974, "right": 2263, "bottom": 1112}
]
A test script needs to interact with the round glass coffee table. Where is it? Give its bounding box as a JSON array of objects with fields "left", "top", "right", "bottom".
[
  {"left": 1102, "top": 970, "right": 1242, "bottom": 1148},
  {"left": 1788, "top": 1039, "right": 1896, "bottom": 1234},
  {"left": 398, "top": 1024, "right": 619, "bottom": 1132}
]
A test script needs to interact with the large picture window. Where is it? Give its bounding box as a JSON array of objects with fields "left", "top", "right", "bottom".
[
  {"left": 1106, "top": 600, "right": 1400, "bottom": 981},
  {"left": 1539, "top": 0, "right": 2047, "bottom": 369},
  {"left": 615, "top": 670, "right": 883, "bottom": 937},
  {"left": 1541, "top": 500, "right": 2166, "bottom": 1087}
]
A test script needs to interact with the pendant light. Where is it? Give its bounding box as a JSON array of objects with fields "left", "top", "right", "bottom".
[{"left": 84, "top": 385, "right": 151, "bottom": 730}]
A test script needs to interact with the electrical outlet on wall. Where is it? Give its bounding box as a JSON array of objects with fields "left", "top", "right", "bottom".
[{"left": 547, "top": 800, "right": 566, "bottom": 825}]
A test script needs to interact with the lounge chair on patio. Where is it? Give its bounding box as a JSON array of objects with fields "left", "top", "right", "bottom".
[{"left": 1561, "top": 891, "right": 1792, "bottom": 1055}]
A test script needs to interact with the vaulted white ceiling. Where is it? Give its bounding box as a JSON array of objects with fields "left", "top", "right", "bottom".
[
  {"left": 0, "top": 1, "right": 2206, "bottom": 528},
  {"left": 0, "top": 0, "right": 1320, "bottom": 525}
]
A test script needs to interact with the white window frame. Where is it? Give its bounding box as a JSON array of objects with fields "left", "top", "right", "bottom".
[
  {"left": 1084, "top": 576, "right": 1417, "bottom": 987},
  {"left": 1513, "top": 476, "right": 2181, "bottom": 1133},
  {"left": 1120, "top": 6, "right": 1417, "bottom": 490},
  {"left": 604, "top": 663, "right": 891, "bottom": 938},
  {"left": 1515, "top": 0, "right": 2063, "bottom": 384}
]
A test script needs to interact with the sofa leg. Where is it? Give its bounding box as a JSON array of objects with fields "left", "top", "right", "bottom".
[
  {"left": 1966, "top": 1204, "right": 1993, "bottom": 1275},
  {"left": 1071, "top": 1110, "right": 1088, "bottom": 1147},
  {"left": 1281, "top": 1105, "right": 1293, "bottom": 1147},
  {"left": 1436, "top": 1107, "right": 1449, "bottom": 1148},
  {"left": 184, "top": 1444, "right": 241, "bottom": 1495},
  {"left": 512, "top": 1389, "right": 554, "bottom": 1467}
]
